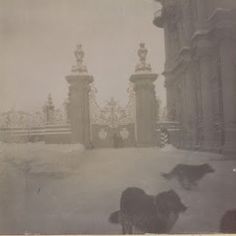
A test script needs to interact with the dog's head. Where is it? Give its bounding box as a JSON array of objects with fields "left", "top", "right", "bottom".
[
  {"left": 202, "top": 163, "right": 215, "bottom": 173},
  {"left": 156, "top": 190, "right": 187, "bottom": 214}
]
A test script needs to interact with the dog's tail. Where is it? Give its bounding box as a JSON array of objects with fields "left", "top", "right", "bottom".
[
  {"left": 161, "top": 172, "right": 172, "bottom": 180},
  {"left": 109, "top": 210, "right": 120, "bottom": 224}
]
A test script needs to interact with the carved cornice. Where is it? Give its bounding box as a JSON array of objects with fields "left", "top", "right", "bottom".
[
  {"left": 66, "top": 74, "right": 94, "bottom": 85},
  {"left": 154, "top": 1, "right": 182, "bottom": 29},
  {"left": 130, "top": 73, "right": 158, "bottom": 85},
  {"left": 133, "top": 82, "right": 155, "bottom": 92},
  {"left": 130, "top": 73, "right": 157, "bottom": 92},
  {"left": 190, "top": 19, "right": 236, "bottom": 60},
  {"left": 207, "top": 8, "right": 236, "bottom": 40},
  {"left": 162, "top": 8, "right": 236, "bottom": 78}
]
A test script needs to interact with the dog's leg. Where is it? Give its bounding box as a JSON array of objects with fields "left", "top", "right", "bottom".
[
  {"left": 166, "top": 213, "right": 179, "bottom": 233},
  {"left": 122, "top": 223, "right": 126, "bottom": 234},
  {"left": 120, "top": 215, "right": 126, "bottom": 234},
  {"left": 121, "top": 220, "right": 130, "bottom": 234},
  {"left": 127, "top": 223, "right": 133, "bottom": 234},
  {"left": 120, "top": 213, "right": 126, "bottom": 234}
]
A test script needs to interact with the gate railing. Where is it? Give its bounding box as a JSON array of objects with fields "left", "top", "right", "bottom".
[{"left": 0, "top": 100, "right": 71, "bottom": 143}]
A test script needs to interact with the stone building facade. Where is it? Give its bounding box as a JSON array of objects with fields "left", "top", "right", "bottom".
[{"left": 154, "top": 0, "right": 236, "bottom": 154}]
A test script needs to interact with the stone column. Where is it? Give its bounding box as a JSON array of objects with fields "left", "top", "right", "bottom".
[
  {"left": 193, "top": 38, "right": 216, "bottom": 151},
  {"left": 220, "top": 38, "right": 236, "bottom": 154},
  {"left": 192, "top": 59, "right": 204, "bottom": 148},
  {"left": 66, "top": 45, "right": 93, "bottom": 145},
  {"left": 184, "top": 60, "right": 198, "bottom": 149},
  {"left": 130, "top": 43, "right": 158, "bottom": 146}
]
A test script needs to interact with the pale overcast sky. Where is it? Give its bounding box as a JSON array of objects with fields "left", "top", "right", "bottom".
[{"left": 0, "top": 0, "right": 165, "bottom": 112}]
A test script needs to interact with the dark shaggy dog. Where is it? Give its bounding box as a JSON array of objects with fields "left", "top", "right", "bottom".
[
  {"left": 219, "top": 209, "right": 236, "bottom": 233},
  {"left": 161, "top": 163, "right": 215, "bottom": 190},
  {"left": 109, "top": 187, "right": 187, "bottom": 234}
]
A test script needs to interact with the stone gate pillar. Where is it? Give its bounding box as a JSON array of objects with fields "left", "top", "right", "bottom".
[
  {"left": 130, "top": 43, "right": 158, "bottom": 146},
  {"left": 66, "top": 44, "right": 93, "bottom": 145}
]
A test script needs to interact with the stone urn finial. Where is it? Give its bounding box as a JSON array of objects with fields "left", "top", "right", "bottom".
[
  {"left": 135, "top": 42, "right": 152, "bottom": 73},
  {"left": 71, "top": 44, "right": 88, "bottom": 74}
]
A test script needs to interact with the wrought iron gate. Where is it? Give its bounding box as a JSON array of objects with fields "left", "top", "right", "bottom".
[{"left": 89, "top": 83, "right": 136, "bottom": 148}]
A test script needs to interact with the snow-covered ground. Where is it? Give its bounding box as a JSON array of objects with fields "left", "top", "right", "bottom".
[{"left": 0, "top": 143, "right": 235, "bottom": 234}]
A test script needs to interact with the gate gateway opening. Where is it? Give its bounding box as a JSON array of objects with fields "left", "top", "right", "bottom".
[
  {"left": 89, "top": 87, "right": 136, "bottom": 148},
  {"left": 66, "top": 43, "right": 158, "bottom": 147}
]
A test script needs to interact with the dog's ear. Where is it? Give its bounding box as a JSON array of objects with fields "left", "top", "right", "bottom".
[
  {"left": 168, "top": 189, "right": 176, "bottom": 194},
  {"left": 168, "top": 189, "right": 178, "bottom": 198}
]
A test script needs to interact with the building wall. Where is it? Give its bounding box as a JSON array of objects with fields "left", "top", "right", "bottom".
[{"left": 154, "top": 0, "right": 236, "bottom": 153}]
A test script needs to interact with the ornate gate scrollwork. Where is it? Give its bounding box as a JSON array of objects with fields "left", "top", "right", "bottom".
[
  {"left": 89, "top": 82, "right": 136, "bottom": 147},
  {"left": 89, "top": 83, "right": 135, "bottom": 128}
]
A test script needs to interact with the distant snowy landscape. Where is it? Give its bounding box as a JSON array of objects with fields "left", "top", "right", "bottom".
[{"left": 0, "top": 143, "right": 235, "bottom": 234}]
